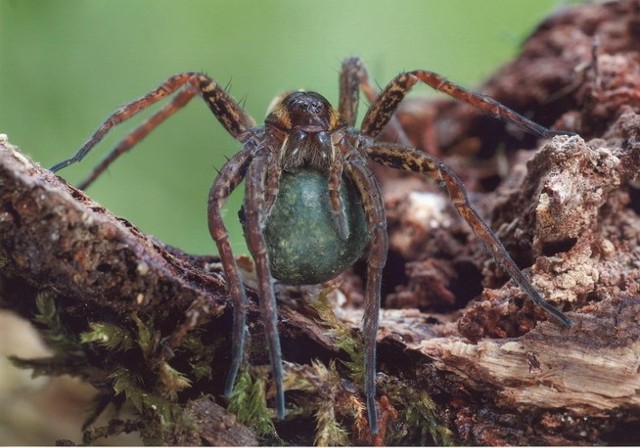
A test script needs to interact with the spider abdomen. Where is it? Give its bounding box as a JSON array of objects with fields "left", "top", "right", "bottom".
[{"left": 262, "top": 168, "right": 370, "bottom": 285}]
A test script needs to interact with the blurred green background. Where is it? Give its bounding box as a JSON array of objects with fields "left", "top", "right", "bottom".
[{"left": 1, "top": 1, "right": 569, "bottom": 257}]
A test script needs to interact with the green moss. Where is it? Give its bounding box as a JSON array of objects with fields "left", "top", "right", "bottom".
[
  {"left": 80, "top": 321, "right": 134, "bottom": 351},
  {"left": 228, "top": 369, "right": 277, "bottom": 438},
  {"left": 33, "top": 291, "right": 80, "bottom": 351},
  {"left": 12, "top": 282, "right": 455, "bottom": 445},
  {"left": 309, "top": 288, "right": 455, "bottom": 445},
  {"left": 81, "top": 314, "right": 194, "bottom": 424},
  {"left": 406, "top": 391, "right": 454, "bottom": 446},
  {"left": 10, "top": 289, "right": 206, "bottom": 445},
  {"left": 81, "top": 419, "right": 143, "bottom": 445},
  {"left": 80, "top": 314, "right": 197, "bottom": 444},
  {"left": 221, "top": 284, "right": 400, "bottom": 444},
  {"left": 182, "top": 334, "right": 214, "bottom": 380},
  {"left": 8, "top": 354, "right": 81, "bottom": 379},
  {"left": 310, "top": 360, "right": 350, "bottom": 446},
  {"left": 381, "top": 377, "right": 454, "bottom": 446},
  {"left": 285, "top": 289, "right": 371, "bottom": 444},
  {"left": 310, "top": 287, "right": 364, "bottom": 385},
  {"left": 10, "top": 291, "right": 85, "bottom": 379},
  {"left": 159, "top": 362, "right": 192, "bottom": 400},
  {"left": 109, "top": 366, "right": 144, "bottom": 411},
  {"left": 131, "top": 313, "right": 156, "bottom": 358}
]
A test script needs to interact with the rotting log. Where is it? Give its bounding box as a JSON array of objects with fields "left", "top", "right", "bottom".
[{"left": 2, "top": 0, "right": 640, "bottom": 445}]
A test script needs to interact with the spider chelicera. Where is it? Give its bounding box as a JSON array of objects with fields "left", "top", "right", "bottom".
[{"left": 51, "top": 57, "right": 572, "bottom": 435}]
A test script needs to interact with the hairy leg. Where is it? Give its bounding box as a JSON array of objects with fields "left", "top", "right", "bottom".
[
  {"left": 339, "top": 56, "right": 411, "bottom": 144},
  {"left": 77, "top": 88, "right": 197, "bottom": 189},
  {"left": 366, "top": 143, "right": 572, "bottom": 327},
  {"left": 361, "top": 69, "right": 571, "bottom": 140},
  {"left": 344, "top": 149, "right": 389, "bottom": 435},
  {"left": 327, "top": 149, "right": 350, "bottom": 239},
  {"left": 52, "top": 72, "right": 256, "bottom": 174},
  {"left": 208, "top": 149, "right": 254, "bottom": 397},
  {"left": 242, "top": 146, "right": 286, "bottom": 419}
]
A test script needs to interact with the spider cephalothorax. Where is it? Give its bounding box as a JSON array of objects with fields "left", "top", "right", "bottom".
[{"left": 51, "top": 57, "right": 572, "bottom": 435}]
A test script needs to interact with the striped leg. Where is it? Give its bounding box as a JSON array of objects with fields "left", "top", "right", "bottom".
[
  {"left": 366, "top": 143, "right": 572, "bottom": 328},
  {"left": 51, "top": 72, "right": 256, "bottom": 174},
  {"left": 344, "top": 149, "right": 389, "bottom": 435},
  {"left": 76, "top": 88, "right": 196, "bottom": 189},
  {"left": 361, "top": 70, "right": 571, "bottom": 140},
  {"left": 208, "top": 149, "right": 254, "bottom": 399},
  {"left": 338, "top": 57, "right": 411, "bottom": 144},
  {"left": 242, "top": 147, "right": 286, "bottom": 420}
]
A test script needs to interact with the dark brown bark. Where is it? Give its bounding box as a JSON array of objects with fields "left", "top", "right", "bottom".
[
  {"left": 0, "top": 137, "right": 257, "bottom": 446},
  {"left": 2, "top": 0, "right": 640, "bottom": 445}
]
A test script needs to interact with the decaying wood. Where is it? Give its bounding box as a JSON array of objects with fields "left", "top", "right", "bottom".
[
  {"left": 0, "top": 137, "right": 256, "bottom": 446},
  {"left": 2, "top": 0, "right": 640, "bottom": 445}
]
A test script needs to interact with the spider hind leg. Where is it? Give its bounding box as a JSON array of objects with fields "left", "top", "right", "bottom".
[{"left": 365, "top": 143, "right": 572, "bottom": 327}]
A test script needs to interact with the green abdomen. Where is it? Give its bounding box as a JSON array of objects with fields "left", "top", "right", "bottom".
[{"left": 260, "top": 169, "right": 370, "bottom": 285}]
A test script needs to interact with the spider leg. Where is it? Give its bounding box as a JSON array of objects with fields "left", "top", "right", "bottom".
[
  {"left": 263, "top": 144, "right": 283, "bottom": 219},
  {"left": 339, "top": 57, "right": 411, "bottom": 145},
  {"left": 77, "top": 88, "right": 197, "bottom": 190},
  {"left": 361, "top": 70, "right": 572, "bottom": 140},
  {"left": 366, "top": 143, "right": 572, "bottom": 327},
  {"left": 327, "top": 149, "right": 350, "bottom": 239},
  {"left": 338, "top": 57, "right": 364, "bottom": 127},
  {"left": 243, "top": 146, "right": 286, "bottom": 420},
  {"left": 343, "top": 149, "right": 389, "bottom": 435},
  {"left": 51, "top": 72, "right": 256, "bottom": 173},
  {"left": 208, "top": 149, "right": 254, "bottom": 397}
]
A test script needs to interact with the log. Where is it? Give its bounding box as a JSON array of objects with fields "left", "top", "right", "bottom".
[{"left": 2, "top": 0, "right": 640, "bottom": 445}]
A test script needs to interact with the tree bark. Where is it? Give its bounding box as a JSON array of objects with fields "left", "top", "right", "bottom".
[{"left": 2, "top": 0, "right": 640, "bottom": 445}]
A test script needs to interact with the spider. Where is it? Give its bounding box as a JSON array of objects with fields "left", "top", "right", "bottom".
[{"left": 51, "top": 56, "right": 572, "bottom": 436}]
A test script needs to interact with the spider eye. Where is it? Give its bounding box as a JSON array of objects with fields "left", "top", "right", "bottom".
[
  {"left": 266, "top": 91, "right": 340, "bottom": 132},
  {"left": 287, "top": 93, "right": 331, "bottom": 129}
]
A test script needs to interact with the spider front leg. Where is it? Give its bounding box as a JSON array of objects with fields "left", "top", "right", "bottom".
[
  {"left": 361, "top": 69, "right": 571, "bottom": 140},
  {"left": 76, "top": 88, "right": 197, "bottom": 190},
  {"left": 207, "top": 149, "right": 254, "bottom": 398},
  {"left": 242, "top": 146, "right": 286, "bottom": 420},
  {"left": 339, "top": 57, "right": 411, "bottom": 145},
  {"left": 334, "top": 56, "right": 411, "bottom": 237},
  {"left": 366, "top": 143, "right": 572, "bottom": 327},
  {"left": 51, "top": 71, "right": 256, "bottom": 178},
  {"left": 344, "top": 150, "right": 389, "bottom": 435}
]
